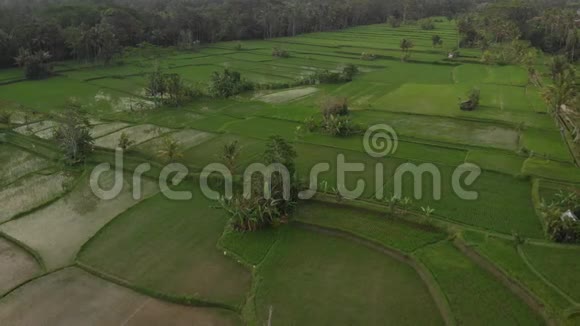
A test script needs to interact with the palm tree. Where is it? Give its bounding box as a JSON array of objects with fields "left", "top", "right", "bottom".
[
  {"left": 157, "top": 136, "right": 183, "bottom": 162},
  {"left": 520, "top": 49, "right": 542, "bottom": 93},
  {"left": 221, "top": 140, "right": 240, "bottom": 173},
  {"left": 117, "top": 132, "right": 135, "bottom": 151},
  {"left": 548, "top": 55, "right": 571, "bottom": 81},
  {"left": 542, "top": 69, "right": 576, "bottom": 115},
  {"left": 400, "top": 38, "right": 414, "bottom": 62}
]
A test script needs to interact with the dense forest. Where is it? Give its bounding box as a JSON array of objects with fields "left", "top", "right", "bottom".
[{"left": 0, "top": 0, "right": 578, "bottom": 69}]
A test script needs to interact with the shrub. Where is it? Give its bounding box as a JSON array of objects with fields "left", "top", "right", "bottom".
[
  {"left": 221, "top": 196, "right": 285, "bottom": 232},
  {"left": 305, "top": 96, "right": 361, "bottom": 137},
  {"left": 117, "top": 132, "right": 135, "bottom": 151},
  {"left": 304, "top": 116, "right": 320, "bottom": 132},
  {"left": 313, "top": 70, "right": 342, "bottom": 83},
  {"left": 164, "top": 73, "right": 199, "bottom": 106},
  {"left": 421, "top": 206, "right": 435, "bottom": 217},
  {"left": 361, "top": 52, "right": 377, "bottom": 61},
  {"left": 208, "top": 69, "right": 253, "bottom": 98},
  {"left": 481, "top": 50, "right": 494, "bottom": 65},
  {"left": 146, "top": 68, "right": 198, "bottom": 106},
  {"left": 546, "top": 217, "right": 580, "bottom": 243},
  {"left": 388, "top": 16, "right": 402, "bottom": 28},
  {"left": 341, "top": 63, "right": 359, "bottom": 81},
  {"left": 419, "top": 18, "right": 435, "bottom": 30},
  {"left": 14, "top": 48, "right": 53, "bottom": 80},
  {"left": 221, "top": 136, "right": 298, "bottom": 232},
  {"left": 431, "top": 35, "right": 443, "bottom": 47},
  {"left": 272, "top": 47, "right": 290, "bottom": 58},
  {"left": 300, "top": 65, "right": 359, "bottom": 85},
  {"left": 234, "top": 42, "right": 243, "bottom": 51},
  {"left": 322, "top": 114, "right": 360, "bottom": 137},
  {"left": 400, "top": 38, "right": 414, "bottom": 62},
  {"left": 460, "top": 87, "right": 480, "bottom": 111},
  {"left": 540, "top": 191, "right": 580, "bottom": 243},
  {"left": 321, "top": 96, "right": 349, "bottom": 118},
  {"left": 53, "top": 103, "right": 93, "bottom": 165},
  {"left": 468, "top": 88, "right": 480, "bottom": 106},
  {"left": 0, "top": 110, "right": 12, "bottom": 125}
]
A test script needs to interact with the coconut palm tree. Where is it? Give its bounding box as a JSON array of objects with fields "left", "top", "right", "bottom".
[
  {"left": 117, "top": 132, "right": 135, "bottom": 151},
  {"left": 548, "top": 55, "right": 571, "bottom": 81},
  {"left": 221, "top": 140, "right": 240, "bottom": 173},
  {"left": 542, "top": 69, "right": 576, "bottom": 115},
  {"left": 157, "top": 136, "right": 183, "bottom": 162},
  {"left": 521, "top": 49, "right": 542, "bottom": 93}
]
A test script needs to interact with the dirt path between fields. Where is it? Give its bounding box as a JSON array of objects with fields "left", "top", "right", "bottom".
[
  {"left": 295, "top": 222, "right": 455, "bottom": 326},
  {"left": 453, "top": 238, "right": 556, "bottom": 326}
]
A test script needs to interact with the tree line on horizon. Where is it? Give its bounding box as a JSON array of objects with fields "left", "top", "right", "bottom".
[{"left": 0, "top": 0, "right": 577, "bottom": 71}]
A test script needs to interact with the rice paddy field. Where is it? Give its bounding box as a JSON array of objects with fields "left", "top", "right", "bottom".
[{"left": 0, "top": 18, "right": 579, "bottom": 325}]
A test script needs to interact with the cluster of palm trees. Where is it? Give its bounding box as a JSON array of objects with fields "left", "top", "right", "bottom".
[
  {"left": 529, "top": 9, "right": 579, "bottom": 61},
  {"left": 542, "top": 56, "right": 578, "bottom": 119},
  {"left": 64, "top": 23, "right": 120, "bottom": 64},
  {"left": 220, "top": 136, "right": 298, "bottom": 232}
]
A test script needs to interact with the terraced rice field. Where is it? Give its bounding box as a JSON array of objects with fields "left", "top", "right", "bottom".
[
  {"left": 0, "top": 171, "right": 158, "bottom": 270},
  {"left": 0, "top": 237, "right": 42, "bottom": 296},
  {"left": 93, "top": 124, "right": 172, "bottom": 149},
  {"left": 416, "top": 241, "right": 544, "bottom": 325},
  {"left": 0, "top": 267, "right": 241, "bottom": 325},
  {"left": 0, "top": 145, "right": 52, "bottom": 187},
  {"left": 248, "top": 226, "right": 445, "bottom": 325},
  {"left": 77, "top": 182, "right": 251, "bottom": 307},
  {"left": 0, "top": 18, "right": 578, "bottom": 325},
  {"left": 0, "top": 172, "right": 74, "bottom": 223}
]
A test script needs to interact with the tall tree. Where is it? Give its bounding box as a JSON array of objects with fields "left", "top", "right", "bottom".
[{"left": 400, "top": 38, "right": 414, "bottom": 61}]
